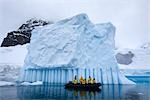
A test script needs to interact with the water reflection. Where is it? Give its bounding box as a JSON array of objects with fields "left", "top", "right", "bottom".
[
  {"left": 66, "top": 88, "right": 101, "bottom": 99},
  {"left": 16, "top": 84, "right": 149, "bottom": 100}
]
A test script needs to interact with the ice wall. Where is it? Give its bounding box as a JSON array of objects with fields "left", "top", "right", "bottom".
[
  {"left": 21, "top": 67, "right": 133, "bottom": 84},
  {"left": 20, "top": 13, "right": 134, "bottom": 84}
]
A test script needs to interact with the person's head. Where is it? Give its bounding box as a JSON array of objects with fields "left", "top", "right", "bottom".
[
  {"left": 93, "top": 78, "right": 95, "bottom": 80},
  {"left": 75, "top": 75, "right": 76, "bottom": 79},
  {"left": 89, "top": 76, "right": 91, "bottom": 78}
]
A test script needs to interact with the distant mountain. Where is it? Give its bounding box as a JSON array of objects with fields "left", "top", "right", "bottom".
[{"left": 1, "top": 18, "right": 51, "bottom": 47}]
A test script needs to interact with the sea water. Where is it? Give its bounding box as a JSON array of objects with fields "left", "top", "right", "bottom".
[{"left": 0, "top": 76, "right": 149, "bottom": 100}]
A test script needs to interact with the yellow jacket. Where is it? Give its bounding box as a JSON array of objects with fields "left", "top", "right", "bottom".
[
  {"left": 93, "top": 79, "right": 96, "bottom": 84},
  {"left": 82, "top": 79, "right": 86, "bottom": 84},
  {"left": 79, "top": 77, "right": 83, "bottom": 84},
  {"left": 88, "top": 78, "right": 92, "bottom": 84},
  {"left": 74, "top": 79, "right": 77, "bottom": 84}
]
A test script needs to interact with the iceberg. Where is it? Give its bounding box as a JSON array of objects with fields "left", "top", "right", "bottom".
[
  {"left": 19, "top": 13, "right": 134, "bottom": 84},
  {"left": 0, "top": 81, "right": 15, "bottom": 86},
  {"left": 20, "top": 81, "right": 43, "bottom": 86}
]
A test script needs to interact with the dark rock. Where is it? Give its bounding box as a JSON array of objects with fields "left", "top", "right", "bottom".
[
  {"left": 1, "top": 18, "right": 51, "bottom": 47},
  {"left": 116, "top": 51, "right": 134, "bottom": 65}
]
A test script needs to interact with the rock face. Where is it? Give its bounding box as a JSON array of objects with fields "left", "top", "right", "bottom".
[
  {"left": 1, "top": 18, "right": 50, "bottom": 47},
  {"left": 116, "top": 51, "right": 134, "bottom": 65}
]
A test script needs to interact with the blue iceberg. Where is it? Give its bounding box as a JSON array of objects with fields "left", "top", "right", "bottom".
[{"left": 19, "top": 14, "right": 134, "bottom": 84}]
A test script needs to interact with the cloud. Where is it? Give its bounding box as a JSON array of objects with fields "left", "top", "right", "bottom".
[{"left": 0, "top": 0, "right": 149, "bottom": 48}]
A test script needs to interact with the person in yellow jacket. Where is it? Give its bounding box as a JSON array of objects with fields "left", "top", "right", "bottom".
[
  {"left": 88, "top": 76, "right": 92, "bottom": 84},
  {"left": 92, "top": 78, "right": 96, "bottom": 84},
  {"left": 82, "top": 79, "right": 86, "bottom": 84},
  {"left": 79, "top": 76, "right": 83, "bottom": 84},
  {"left": 74, "top": 75, "right": 77, "bottom": 84},
  {"left": 85, "top": 79, "right": 87, "bottom": 84}
]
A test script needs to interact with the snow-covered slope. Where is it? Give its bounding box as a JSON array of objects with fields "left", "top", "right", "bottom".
[
  {"left": 116, "top": 46, "right": 150, "bottom": 76},
  {"left": 141, "top": 42, "right": 150, "bottom": 50},
  {"left": 0, "top": 45, "right": 27, "bottom": 82},
  {"left": 116, "top": 48, "right": 150, "bottom": 70},
  {"left": 0, "top": 45, "right": 27, "bottom": 64}
]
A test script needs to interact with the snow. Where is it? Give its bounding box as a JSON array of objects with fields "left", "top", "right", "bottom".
[
  {"left": 20, "top": 13, "right": 134, "bottom": 84},
  {"left": 0, "top": 45, "right": 27, "bottom": 83},
  {"left": 0, "top": 81, "right": 15, "bottom": 86},
  {"left": 116, "top": 48, "right": 150, "bottom": 70},
  {"left": 0, "top": 44, "right": 28, "bottom": 64},
  {"left": 141, "top": 42, "right": 150, "bottom": 50},
  {"left": 20, "top": 81, "right": 43, "bottom": 86},
  {"left": 0, "top": 64, "right": 21, "bottom": 82}
]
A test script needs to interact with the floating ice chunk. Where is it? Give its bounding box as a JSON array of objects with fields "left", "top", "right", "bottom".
[
  {"left": 138, "top": 93, "right": 144, "bottom": 95},
  {"left": 20, "top": 81, "right": 43, "bottom": 85},
  {"left": 0, "top": 81, "right": 15, "bottom": 86}
]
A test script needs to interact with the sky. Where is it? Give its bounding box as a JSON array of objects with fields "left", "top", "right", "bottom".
[{"left": 0, "top": 0, "right": 149, "bottom": 49}]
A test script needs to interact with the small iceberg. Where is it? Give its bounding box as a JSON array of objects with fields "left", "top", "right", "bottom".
[
  {"left": 0, "top": 81, "right": 15, "bottom": 86},
  {"left": 20, "top": 81, "right": 43, "bottom": 86}
]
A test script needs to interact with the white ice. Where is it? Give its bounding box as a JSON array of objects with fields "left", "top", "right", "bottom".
[
  {"left": 20, "top": 81, "right": 43, "bottom": 86},
  {"left": 0, "top": 81, "right": 15, "bottom": 86},
  {"left": 0, "top": 45, "right": 27, "bottom": 84}
]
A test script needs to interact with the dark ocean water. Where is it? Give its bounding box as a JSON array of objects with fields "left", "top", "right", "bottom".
[{"left": 0, "top": 76, "right": 149, "bottom": 100}]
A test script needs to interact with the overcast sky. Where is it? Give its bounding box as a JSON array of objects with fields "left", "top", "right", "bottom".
[{"left": 0, "top": 0, "right": 149, "bottom": 48}]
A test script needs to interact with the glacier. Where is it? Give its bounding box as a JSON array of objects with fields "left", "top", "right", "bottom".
[{"left": 19, "top": 13, "right": 134, "bottom": 84}]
